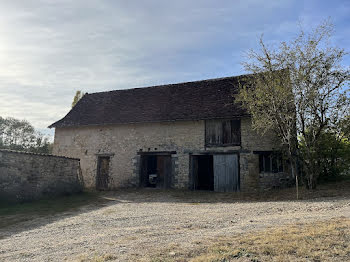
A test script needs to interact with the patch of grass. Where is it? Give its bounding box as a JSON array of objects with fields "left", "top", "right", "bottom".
[
  {"left": 73, "top": 253, "right": 117, "bottom": 262},
  {"left": 193, "top": 218, "right": 350, "bottom": 261},
  {"left": 147, "top": 218, "right": 350, "bottom": 262},
  {"left": 0, "top": 192, "right": 106, "bottom": 229},
  {"left": 161, "top": 180, "right": 350, "bottom": 203},
  {"left": 285, "top": 180, "right": 349, "bottom": 200},
  {"left": 241, "top": 179, "right": 350, "bottom": 202}
]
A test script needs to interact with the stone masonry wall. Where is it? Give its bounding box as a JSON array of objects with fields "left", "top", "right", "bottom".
[
  {"left": 53, "top": 118, "right": 292, "bottom": 191},
  {"left": 0, "top": 150, "right": 82, "bottom": 203},
  {"left": 53, "top": 121, "right": 204, "bottom": 189},
  {"left": 239, "top": 118, "right": 292, "bottom": 192}
]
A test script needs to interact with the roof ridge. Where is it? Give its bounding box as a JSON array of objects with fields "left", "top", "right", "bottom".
[{"left": 87, "top": 74, "right": 247, "bottom": 96}]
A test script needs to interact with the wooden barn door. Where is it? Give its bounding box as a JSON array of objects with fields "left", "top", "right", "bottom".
[
  {"left": 96, "top": 156, "right": 110, "bottom": 190},
  {"left": 139, "top": 155, "right": 149, "bottom": 187},
  {"left": 213, "top": 154, "right": 239, "bottom": 192},
  {"left": 157, "top": 155, "right": 172, "bottom": 189},
  {"left": 191, "top": 156, "right": 199, "bottom": 190}
]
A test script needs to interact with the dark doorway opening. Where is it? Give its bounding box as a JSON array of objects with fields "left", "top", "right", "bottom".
[
  {"left": 192, "top": 155, "right": 214, "bottom": 190},
  {"left": 96, "top": 156, "right": 110, "bottom": 190},
  {"left": 140, "top": 154, "right": 172, "bottom": 188},
  {"left": 192, "top": 154, "right": 239, "bottom": 192}
]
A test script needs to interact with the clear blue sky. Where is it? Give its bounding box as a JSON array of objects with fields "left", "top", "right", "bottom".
[{"left": 0, "top": 0, "right": 349, "bottom": 136}]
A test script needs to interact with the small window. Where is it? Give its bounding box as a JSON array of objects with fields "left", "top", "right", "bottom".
[
  {"left": 258, "top": 152, "right": 283, "bottom": 173},
  {"left": 205, "top": 119, "right": 241, "bottom": 146}
]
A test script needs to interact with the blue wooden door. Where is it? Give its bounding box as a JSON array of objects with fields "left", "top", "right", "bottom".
[{"left": 213, "top": 154, "right": 239, "bottom": 192}]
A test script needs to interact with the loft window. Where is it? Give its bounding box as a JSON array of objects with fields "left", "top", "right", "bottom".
[
  {"left": 205, "top": 119, "right": 241, "bottom": 146},
  {"left": 258, "top": 151, "right": 284, "bottom": 173}
]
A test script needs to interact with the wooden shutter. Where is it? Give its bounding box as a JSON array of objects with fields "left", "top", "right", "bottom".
[
  {"left": 222, "top": 120, "right": 232, "bottom": 144},
  {"left": 205, "top": 120, "right": 223, "bottom": 145},
  {"left": 206, "top": 119, "right": 241, "bottom": 146},
  {"left": 230, "top": 120, "right": 241, "bottom": 145}
]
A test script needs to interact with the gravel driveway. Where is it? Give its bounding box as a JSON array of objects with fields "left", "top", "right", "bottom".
[{"left": 1, "top": 189, "right": 350, "bottom": 261}]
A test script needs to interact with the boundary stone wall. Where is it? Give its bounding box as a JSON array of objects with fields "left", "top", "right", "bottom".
[{"left": 0, "top": 149, "right": 82, "bottom": 203}]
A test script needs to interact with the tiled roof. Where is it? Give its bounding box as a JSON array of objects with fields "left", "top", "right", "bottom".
[{"left": 49, "top": 74, "right": 250, "bottom": 128}]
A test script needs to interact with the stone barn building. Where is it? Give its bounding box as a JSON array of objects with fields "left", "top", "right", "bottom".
[{"left": 50, "top": 74, "right": 292, "bottom": 192}]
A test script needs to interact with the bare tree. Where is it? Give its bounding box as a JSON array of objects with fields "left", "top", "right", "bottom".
[{"left": 238, "top": 20, "right": 349, "bottom": 191}]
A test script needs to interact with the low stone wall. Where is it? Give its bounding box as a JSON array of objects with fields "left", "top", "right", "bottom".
[
  {"left": 0, "top": 149, "right": 83, "bottom": 203},
  {"left": 259, "top": 172, "right": 294, "bottom": 190}
]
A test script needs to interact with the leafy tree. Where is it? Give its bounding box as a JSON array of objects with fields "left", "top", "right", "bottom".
[
  {"left": 339, "top": 115, "right": 350, "bottom": 139},
  {"left": 299, "top": 131, "right": 350, "bottom": 183},
  {"left": 0, "top": 116, "right": 52, "bottom": 154},
  {"left": 72, "top": 90, "right": 85, "bottom": 108},
  {"left": 238, "top": 20, "right": 349, "bottom": 190}
]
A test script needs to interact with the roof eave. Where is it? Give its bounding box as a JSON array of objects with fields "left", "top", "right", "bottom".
[{"left": 50, "top": 114, "right": 251, "bottom": 129}]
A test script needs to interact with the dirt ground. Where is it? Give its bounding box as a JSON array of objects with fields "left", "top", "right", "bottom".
[{"left": 0, "top": 187, "right": 350, "bottom": 262}]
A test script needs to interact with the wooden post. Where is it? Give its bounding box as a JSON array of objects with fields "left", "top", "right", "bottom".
[{"left": 296, "top": 175, "right": 299, "bottom": 200}]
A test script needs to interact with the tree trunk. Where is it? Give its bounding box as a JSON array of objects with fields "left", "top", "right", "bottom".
[
  {"left": 290, "top": 161, "right": 298, "bottom": 199},
  {"left": 307, "top": 171, "right": 317, "bottom": 189},
  {"left": 287, "top": 146, "right": 299, "bottom": 200}
]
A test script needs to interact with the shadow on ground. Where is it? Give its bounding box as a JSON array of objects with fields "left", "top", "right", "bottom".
[{"left": 0, "top": 192, "right": 113, "bottom": 239}]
